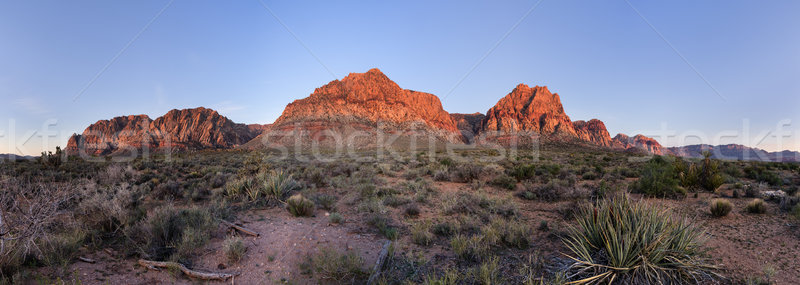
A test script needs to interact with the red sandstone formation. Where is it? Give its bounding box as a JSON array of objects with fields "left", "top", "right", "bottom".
[{"left": 66, "top": 107, "right": 260, "bottom": 156}]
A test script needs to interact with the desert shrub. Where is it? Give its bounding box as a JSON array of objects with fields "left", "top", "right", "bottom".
[
  {"left": 313, "top": 193, "right": 337, "bottom": 211},
  {"left": 131, "top": 205, "right": 216, "bottom": 262},
  {"left": 563, "top": 196, "right": 715, "bottom": 284},
  {"left": 383, "top": 195, "right": 411, "bottom": 207},
  {"left": 302, "top": 166, "right": 328, "bottom": 187},
  {"left": 411, "top": 222, "right": 434, "bottom": 246},
  {"left": 223, "top": 236, "right": 247, "bottom": 264},
  {"left": 791, "top": 204, "right": 800, "bottom": 220},
  {"left": 517, "top": 180, "right": 589, "bottom": 202},
  {"left": 745, "top": 199, "right": 767, "bottom": 214},
  {"left": 260, "top": 170, "right": 299, "bottom": 202},
  {"left": 367, "top": 215, "right": 398, "bottom": 240},
  {"left": 450, "top": 234, "right": 489, "bottom": 261},
  {"left": 433, "top": 169, "right": 450, "bottom": 181},
  {"left": 473, "top": 256, "right": 500, "bottom": 285},
  {"left": 38, "top": 228, "right": 86, "bottom": 267},
  {"left": 510, "top": 164, "right": 538, "bottom": 181},
  {"left": 304, "top": 247, "right": 368, "bottom": 282},
  {"left": 744, "top": 184, "right": 762, "bottom": 198},
  {"left": 744, "top": 164, "right": 782, "bottom": 186},
  {"left": 432, "top": 222, "right": 457, "bottom": 237},
  {"left": 710, "top": 199, "right": 733, "bottom": 217},
  {"left": 699, "top": 152, "right": 725, "bottom": 191},
  {"left": 632, "top": 156, "right": 686, "bottom": 198},
  {"left": 287, "top": 194, "right": 315, "bottom": 217},
  {"left": 77, "top": 182, "right": 142, "bottom": 233},
  {"left": 404, "top": 204, "right": 421, "bottom": 217},
  {"left": 406, "top": 180, "right": 435, "bottom": 203},
  {"left": 483, "top": 218, "right": 532, "bottom": 249},
  {"left": 489, "top": 174, "right": 516, "bottom": 190},
  {"left": 443, "top": 191, "right": 517, "bottom": 218},
  {"left": 450, "top": 164, "right": 483, "bottom": 183},
  {"left": 581, "top": 171, "right": 599, "bottom": 180},
  {"left": 421, "top": 269, "right": 462, "bottom": 285},
  {"left": 329, "top": 212, "right": 344, "bottom": 224}
]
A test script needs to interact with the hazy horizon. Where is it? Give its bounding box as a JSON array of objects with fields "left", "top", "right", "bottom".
[{"left": 2, "top": 1, "right": 798, "bottom": 155}]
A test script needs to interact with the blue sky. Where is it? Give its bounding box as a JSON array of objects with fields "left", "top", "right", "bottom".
[{"left": 1, "top": 0, "right": 798, "bottom": 155}]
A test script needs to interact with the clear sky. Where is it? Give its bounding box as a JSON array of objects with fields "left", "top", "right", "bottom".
[{"left": 1, "top": 0, "right": 798, "bottom": 155}]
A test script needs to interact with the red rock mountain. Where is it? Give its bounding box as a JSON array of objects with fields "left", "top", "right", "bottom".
[
  {"left": 67, "top": 68, "right": 666, "bottom": 155},
  {"left": 244, "top": 68, "right": 462, "bottom": 148},
  {"left": 66, "top": 107, "right": 260, "bottom": 156},
  {"left": 481, "top": 84, "right": 577, "bottom": 138},
  {"left": 478, "top": 83, "right": 663, "bottom": 153}
]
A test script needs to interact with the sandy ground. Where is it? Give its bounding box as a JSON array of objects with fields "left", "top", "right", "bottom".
[{"left": 44, "top": 207, "right": 386, "bottom": 285}]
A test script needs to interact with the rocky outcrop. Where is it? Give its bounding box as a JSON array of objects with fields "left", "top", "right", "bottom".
[
  {"left": 612, "top": 134, "right": 664, "bottom": 155},
  {"left": 477, "top": 83, "right": 663, "bottom": 153},
  {"left": 245, "top": 68, "right": 462, "bottom": 149},
  {"left": 481, "top": 84, "right": 577, "bottom": 138},
  {"left": 572, "top": 119, "right": 613, "bottom": 147},
  {"left": 66, "top": 107, "right": 259, "bottom": 156}
]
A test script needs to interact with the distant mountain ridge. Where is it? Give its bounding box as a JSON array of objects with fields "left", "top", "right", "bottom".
[
  {"left": 65, "top": 68, "right": 670, "bottom": 155},
  {"left": 66, "top": 107, "right": 263, "bottom": 156},
  {"left": 667, "top": 144, "right": 800, "bottom": 162}
]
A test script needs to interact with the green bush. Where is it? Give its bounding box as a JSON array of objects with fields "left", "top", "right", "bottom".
[
  {"left": 710, "top": 199, "right": 732, "bottom": 217},
  {"left": 745, "top": 199, "right": 766, "bottom": 214},
  {"left": 489, "top": 174, "right": 517, "bottom": 190},
  {"left": 633, "top": 156, "right": 686, "bottom": 198},
  {"left": 329, "top": 212, "right": 344, "bottom": 224},
  {"left": 563, "top": 196, "right": 715, "bottom": 284},
  {"left": 286, "top": 194, "right": 315, "bottom": 217}
]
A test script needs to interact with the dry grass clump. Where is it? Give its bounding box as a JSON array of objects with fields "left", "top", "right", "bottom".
[
  {"left": 563, "top": 196, "right": 716, "bottom": 284},
  {"left": 710, "top": 199, "right": 733, "bottom": 217},
  {"left": 223, "top": 236, "right": 247, "bottom": 264},
  {"left": 745, "top": 199, "right": 767, "bottom": 214},
  {"left": 303, "top": 247, "right": 368, "bottom": 282},
  {"left": 286, "top": 194, "right": 315, "bottom": 217}
]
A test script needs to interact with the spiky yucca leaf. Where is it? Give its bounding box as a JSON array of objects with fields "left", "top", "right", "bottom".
[{"left": 563, "top": 196, "right": 717, "bottom": 284}]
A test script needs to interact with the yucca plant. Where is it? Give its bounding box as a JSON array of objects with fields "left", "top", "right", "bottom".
[
  {"left": 563, "top": 196, "right": 717, "bottom": 284},
  {"left": 259, "top": 170, "right": 299, "bottom": 202}
]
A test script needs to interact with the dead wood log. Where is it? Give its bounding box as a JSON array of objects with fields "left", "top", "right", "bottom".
[
  {"left": 220, "top": 220, "right": 260, "bottom": 237},
  {"left": 138, "top": 259, "right": 236, "bottom": 281},
  {"left": 367, "top": 240, "right": 392, "bottom": 285}
]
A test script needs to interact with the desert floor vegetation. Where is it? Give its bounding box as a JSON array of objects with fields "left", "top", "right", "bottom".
[{"left": 1, "top": 146, "right": 799, "bottom": 284}]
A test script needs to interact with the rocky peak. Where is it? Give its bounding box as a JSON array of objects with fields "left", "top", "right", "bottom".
[
  {"left": 273, "top": 68, "right": 459, "bottom": 136},
  {"left": 481, "top": 84, "right": 576, "bottom": 137}
]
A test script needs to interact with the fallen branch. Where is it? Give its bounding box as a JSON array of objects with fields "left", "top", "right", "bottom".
[
  {"left": 77, "top": 256, "right": 96, "bottom": 264},
  {"left": 138, "top": 259, "right": 236, "bottom": 281},
  {"left": 220, "top": 220, "right": 260, "bottom": 237},
  {"left": 367, "top": 240, "right": 392, "bottom": 285}
]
